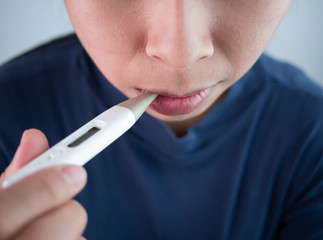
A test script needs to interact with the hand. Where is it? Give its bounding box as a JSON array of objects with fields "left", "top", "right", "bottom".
[{"left": 0, "top": 129, "right": 88, "bottom": 240}]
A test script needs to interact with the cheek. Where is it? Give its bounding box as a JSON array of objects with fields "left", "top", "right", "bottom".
[
  {"left": 65, "top": 0, "right": 147, "bottom": 86},
  {"left": 212, "top": 0, "right": 291, "bottom": 81}
]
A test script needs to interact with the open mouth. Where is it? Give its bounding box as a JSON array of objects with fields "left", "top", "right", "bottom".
[{"left": 139, "top": 87, "right": 214, "bottom": 116}]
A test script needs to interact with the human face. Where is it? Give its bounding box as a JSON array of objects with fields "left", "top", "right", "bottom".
[{"left": 64, "top": 0, "right": 291, "bottom": 127}]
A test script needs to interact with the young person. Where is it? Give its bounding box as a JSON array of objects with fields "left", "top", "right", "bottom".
[{"left": 0, "top": 0, "right": 323, "bottom": 239}]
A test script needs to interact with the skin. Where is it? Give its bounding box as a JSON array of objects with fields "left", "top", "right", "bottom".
[
  {"left": 0, "top": 130, "right": 88, "bottom": 240},
  {"left": 0, "top": 1, "right": 293, "bottom": 239},
  {"left": 64, "top": 0, "right": 292, "bottom": 136}
]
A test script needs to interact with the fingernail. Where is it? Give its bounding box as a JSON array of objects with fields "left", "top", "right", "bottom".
[
  {"left": 61, "top": 166, "right": 87, "bottom": 187},
  {"left": 20, "top": 130, "right": 29, "bottom": 144}
]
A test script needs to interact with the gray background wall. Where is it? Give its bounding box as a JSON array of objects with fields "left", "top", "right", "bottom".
[{"left": 1, "top": 0, "right": 322, "bottom": 86}]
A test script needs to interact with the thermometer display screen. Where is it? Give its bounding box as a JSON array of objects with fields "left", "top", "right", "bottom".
[{"left": 68, "top": 127, "right": 101, "bottom": 148}]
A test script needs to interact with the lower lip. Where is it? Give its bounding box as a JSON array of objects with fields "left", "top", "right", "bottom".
[{"left": 144, "top": 88, "right": 214, "bottom": 116}]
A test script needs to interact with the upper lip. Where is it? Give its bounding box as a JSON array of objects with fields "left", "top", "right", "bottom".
[{"left": 138, "top": 87, "right": 212, "bottom": 98}]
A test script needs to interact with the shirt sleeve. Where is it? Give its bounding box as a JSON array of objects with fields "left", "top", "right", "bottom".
[
  {"left": 0, "top": 138, "right": 12, "bottom": 174},
  {"left": 276, "top": 138, "right": 323, "bottom": 239}
]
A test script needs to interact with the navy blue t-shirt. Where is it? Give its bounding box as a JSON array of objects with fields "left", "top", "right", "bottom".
[{"left": 0, "top": 35, "right": 323, "bottom": 240}]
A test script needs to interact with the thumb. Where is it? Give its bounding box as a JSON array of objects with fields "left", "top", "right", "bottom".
[{"left": 0, "top": 129, "right": 49, "bottom": 183}]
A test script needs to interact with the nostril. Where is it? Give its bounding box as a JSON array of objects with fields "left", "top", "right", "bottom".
[{"left": 146, "top": 41, "right": 214, "bottom": 69}]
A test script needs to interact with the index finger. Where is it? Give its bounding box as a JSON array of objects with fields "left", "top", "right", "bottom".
[{"left": 0, "top": 129, "right": 49, "bottom": 186}]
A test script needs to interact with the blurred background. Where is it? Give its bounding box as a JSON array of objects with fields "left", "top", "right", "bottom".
[{"left": 0, "top": 0, "right": 322, "bottom": 85}]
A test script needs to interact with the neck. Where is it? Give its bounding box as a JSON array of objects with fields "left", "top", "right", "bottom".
[{"left": 166, "top": 116, "right": 203, "bottom": 137}]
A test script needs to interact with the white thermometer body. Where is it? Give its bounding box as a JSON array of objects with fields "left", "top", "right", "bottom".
[{"left": 3, "top": 93, "right": 157, "bottom": 188}]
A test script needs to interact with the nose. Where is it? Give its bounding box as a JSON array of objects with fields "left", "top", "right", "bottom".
[{"left": 145, "top": 1, "right": 214, "bottom": 69}]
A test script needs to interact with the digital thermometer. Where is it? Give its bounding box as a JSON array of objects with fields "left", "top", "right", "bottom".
[{"left": 3, "top": 92, "right": 157, "bottom": 188}]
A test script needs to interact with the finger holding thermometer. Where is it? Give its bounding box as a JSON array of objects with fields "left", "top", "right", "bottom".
[{"left": 2, "top": 92, "right": 157, "bottom": 189}]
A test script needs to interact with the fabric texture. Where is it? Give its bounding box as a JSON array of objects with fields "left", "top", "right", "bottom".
[{"left": 0, "top": 35, "right": 323, "bottom": 240}]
